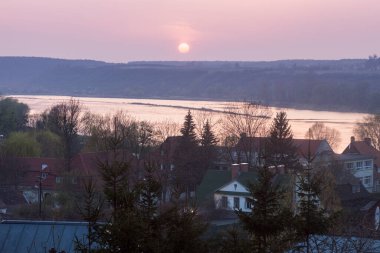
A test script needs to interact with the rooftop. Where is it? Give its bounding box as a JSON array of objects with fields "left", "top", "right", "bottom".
[{"left": 0, "top": 220, "right": 92, "bottom": 253}]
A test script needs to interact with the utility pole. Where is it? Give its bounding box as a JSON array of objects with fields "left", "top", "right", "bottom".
[
  {"left": 37, "top": 164, "right": 48, "bottom": 219},
  {"left": 38, "top": 174, "right": 42, "bottom": 218}
]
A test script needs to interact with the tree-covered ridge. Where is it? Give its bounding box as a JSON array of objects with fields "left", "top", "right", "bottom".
[{"left": 1, "top": 57, "right": 380, "bottom": 112}]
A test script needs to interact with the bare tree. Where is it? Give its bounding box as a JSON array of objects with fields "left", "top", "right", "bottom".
[
  {"left": 39, "top": 99, "right": 81, "bottom": 170},
  {"left": 81, "top": 112, "right": 112, "bottom": 152},
  {"left": 193, "top": 110, "right": 221, "bottom": 139},
  {"left": 154, "top": 119, "right": 180, "bottom": 143},
  {"left": 354, "top": 114, "right": 380, "bottom": 150},
  {"left": 221, "top": 102, "right": 272, "bottom": 166},
  {"left": 306, "top": 122, "right": 342, "bottom": 150}
]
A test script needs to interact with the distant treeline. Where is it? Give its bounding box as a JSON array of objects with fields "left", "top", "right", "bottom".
[{"left": 1, "top": 56, "right": 380, "bottom": 112}]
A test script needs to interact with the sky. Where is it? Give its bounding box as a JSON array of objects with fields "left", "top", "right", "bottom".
[{"left": 0, "top": 0, "right": 379, "bottom": 62}]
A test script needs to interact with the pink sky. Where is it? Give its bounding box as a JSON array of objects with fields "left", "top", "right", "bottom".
[{"left": 0, "top": 0, "right": 379, "bottom": 62}]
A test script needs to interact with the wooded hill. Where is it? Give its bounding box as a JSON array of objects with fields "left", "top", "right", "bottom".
[{"left": 1, "top": 56, "right": 380, "bottom": 112}]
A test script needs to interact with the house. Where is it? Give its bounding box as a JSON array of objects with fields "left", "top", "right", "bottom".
[
  {"left": 196, "top": 163, "right": 256, "bottom": 212},
  {"left": 342, "top": 137, "right": 380, "bottom": 192},
  {"left": 293, "top": 139, "right": 334, "bottom": 164},
  {"left": 233, "top": 135, "right": 334, "bottom": 167},
  {"left": 335, "top": 178, "right": 380, "bottom": 231},
  {"left": 334, "top": 153, "right": 375, "bottom": 192},
  {"left": 11, "top": 150, "right": 144, "bottom": 205},
  {"left": 213, "top": 163, "right": 255, "bottom": 212}
]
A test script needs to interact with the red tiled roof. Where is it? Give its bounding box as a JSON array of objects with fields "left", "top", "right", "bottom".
[
  {"left": 235, "top": 136, "right": 267, "bottom": 152},
  {"left": 16, "top": 157, "right": 65, "bottom": 190},
  {"left": 156, "top": 136, "right": 182, "bottom": 162},
  {"left": 343, "top": 141, "right": 380, "bottom": 168},
  {"left": 235, "top": 136, "right": 329, "bottom": 158},
  {"left": 16, "top": 150, "right": 146, "bottom": 191}
]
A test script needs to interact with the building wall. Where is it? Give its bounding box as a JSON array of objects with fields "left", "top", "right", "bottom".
[
  {"left": 214, "top": 193, "right": 252, "bottom": 212},
  {"left": 218, "top": 181, "right": 248, "bottom": 193},
  {"left": 345, "top": 159, "right": 374, "bottom": 192}
]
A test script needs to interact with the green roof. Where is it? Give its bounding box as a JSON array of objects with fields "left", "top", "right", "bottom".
[
  {"left": 196, "top": 170, "right": 231, "bottom": 204},
  {"left": 196, "top": 170, "right": 294, "bottom": 205},
  {"left": 196, "top": 170, "right": 258, "bottom": 204},
  {"left": 236, "top": 172, "right": 257, "bottom": 187}
]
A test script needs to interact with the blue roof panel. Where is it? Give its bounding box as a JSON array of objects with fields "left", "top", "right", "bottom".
[{"left": 0, "top": 220, "right": 91, "bottom": 253}]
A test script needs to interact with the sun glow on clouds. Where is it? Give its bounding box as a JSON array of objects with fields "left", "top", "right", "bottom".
[{"left": 1, "top": 0, "right": 380, "bottom": 61}]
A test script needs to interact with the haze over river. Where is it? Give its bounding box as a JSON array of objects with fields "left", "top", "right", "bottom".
[{"left": 9, "top": 95, "right": 368, "bottom": 153}]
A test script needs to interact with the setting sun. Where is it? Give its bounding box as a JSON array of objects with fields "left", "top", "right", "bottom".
[{"left": 178, "top": 43, "right": 190, "bottom": 54}]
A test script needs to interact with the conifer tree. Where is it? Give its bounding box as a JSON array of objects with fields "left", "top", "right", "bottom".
[
  {"left": 174, "top": 110, "right": 200, "bottom": 200},
  {"left": 137, "top": 163, "right": 163, "bottom": 252},
  {"left": 266, "top": 111, "right": 300, "bottom": 171},
  {"left": 161, "top": 204, "right": 208, "bottom": 253},
  {"left": 75, "top": 178, "right": 104, "bottom": 253},
  {"left": 237, "top": 167, "right": 295, "bottom": 253},
  {"left": 200, "top": 120, "right": 218, "bottom": 147},
  {"left": 97, "top": 158, "right": 142, "bottom": 252},
  {"left": 295, "top": 161, "right": 335, "bottom": 253},
  {"left": 181, "top": 110, "right": 198, "bottom": 145},
  {"left": 200, "top": 120, "right": 218, "bottom": 172}
]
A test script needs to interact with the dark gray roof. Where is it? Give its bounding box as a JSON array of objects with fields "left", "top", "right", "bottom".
[
  {"left": 334, "top": 153, "right": 374, "bottom": 161},
  {"left": 0, "top": 220, "right": 91, "bottom": 253}
]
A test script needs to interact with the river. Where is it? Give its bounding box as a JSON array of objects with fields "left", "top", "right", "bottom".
[{"left": 8, "top": 95, "right": 368, "bottom": 153}]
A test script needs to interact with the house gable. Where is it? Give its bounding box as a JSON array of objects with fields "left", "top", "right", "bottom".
[{"left": 216, "top": 180, "right": 249, "bottom": 194}]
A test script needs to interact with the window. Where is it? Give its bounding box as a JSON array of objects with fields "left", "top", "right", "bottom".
[
  {"left": 364, "top": 176, "right": 371, "bottom": 186},
  {"left": 356, "top": 161, "right": 363, "bottom": 170},
  {"left": 56, "top": 177, "right": 63, "bottom": 184},
  {"left": 234, "top": 197, "right": 240, "bottom": 209},
  {"left": 41, "top": 172, "right": 47, "bottom": 179},
  {"left": 365, "top": 160, "right": 372, "bottom": 169},
  {"left": 245, "top": 198, "right": 253, "bottom": 209},
  {"left": 346, "top": 162, "right": 353, "bottom": 169},
  {"left": 221, "top": 196, "right": 228, "bottom": 208}
]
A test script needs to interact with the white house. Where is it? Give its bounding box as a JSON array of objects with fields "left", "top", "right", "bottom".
[
  {"left": 214, "top": 179, "right": 253, "bottom": 212},
  {"left": 336, "top": 153, "right": 375, "bottom": 192}
]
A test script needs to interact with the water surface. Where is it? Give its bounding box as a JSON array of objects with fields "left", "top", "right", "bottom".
[{"left": 10, "top": 95, "right": 367, "bottom": 153}]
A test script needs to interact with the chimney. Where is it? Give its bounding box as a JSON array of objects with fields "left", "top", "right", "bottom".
[
  {"left": 231, "top": 164, "right": 240, "bottom": 179},
  {"left": 351, "top": 136, "right": 355, "bottom": 143},
  {"left": 268, "top": 166, "right": 276, "bottom": 174},
  {"left": 364, "top": 138, "right": 372, "bottom": 146},
  {"left": 240, "top": 163, "right": 249, "bottom": 173},
  {"left": 231, "top": 163, "right": 249, "bottom": 179},
  {"left": 277, "top": 165, "right": 285, "bottom": 174}
]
